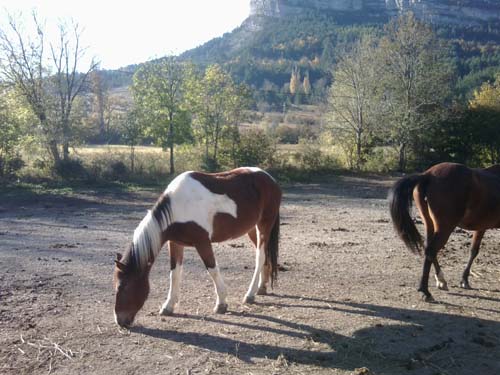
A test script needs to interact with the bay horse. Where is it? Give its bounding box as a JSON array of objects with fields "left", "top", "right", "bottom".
[
  {"left": 389, "top": 162, "right": 500, "bottom": 302},
  {"left": 113, "top": 167, "right": 281, "bottom": 327}
]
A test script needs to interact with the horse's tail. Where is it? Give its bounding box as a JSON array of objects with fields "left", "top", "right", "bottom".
[
  {"left": 388, "top": 174, "right": 428, "bottom": 254},
  {"left": 267, "top": 211, "right": 280, "bottom": 287}
]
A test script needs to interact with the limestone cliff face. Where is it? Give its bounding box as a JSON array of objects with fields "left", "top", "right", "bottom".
[{"left": 249, "top": 0, "right": 500, "bottom": 26}]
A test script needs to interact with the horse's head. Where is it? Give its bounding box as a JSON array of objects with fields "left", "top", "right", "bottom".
[{"left": 113, "top": 251, "right": 150, "bottom": 327}]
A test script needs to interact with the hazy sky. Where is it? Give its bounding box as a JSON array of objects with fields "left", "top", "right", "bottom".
[{"left": 0, "top": 0, "right": 250, "bottom": 69}]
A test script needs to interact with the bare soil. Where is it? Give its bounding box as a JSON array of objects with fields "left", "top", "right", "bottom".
[{"left": 1, "top": 175, "right": 499, "bottom": 375}]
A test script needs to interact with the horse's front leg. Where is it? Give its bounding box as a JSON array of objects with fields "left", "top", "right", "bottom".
[
  {"left": 160, "top": 242, "right": 184, "bottom": 316},
  {"left": 461, "top": 230, "right": 485, "bottom": 289},
  {"left": 244, "top": 227, "right": 265, "bottom": 304},
  {"left": 196, "top": 240, "right": 228, "bottom": 314}
]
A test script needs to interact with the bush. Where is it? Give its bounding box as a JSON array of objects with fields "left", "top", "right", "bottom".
[
  {"left": 107, "top": 160, "right": 128, "bottom": 181},
  {"left": 54, "top": 158, "right": 88, "bottom": 180},
  {"left": 363, "top": 147, "right": 399, "bottom": 173},
  {"left": 0, "top": 155, "right": 25, "bottom": 177},
  {"left": 236, "top": 129, "right": 276, "bottom": 168}
]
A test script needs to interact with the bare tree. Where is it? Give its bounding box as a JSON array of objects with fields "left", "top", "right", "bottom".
[
  {"left": 0, "top": 12, "right": 97, "bottom": 164},
  {"left": 325, "top": 38, "right": 376, "bottom": 170}
]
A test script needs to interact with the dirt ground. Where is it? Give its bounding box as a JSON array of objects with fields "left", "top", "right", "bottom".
[{"left": 1, "top": 174, "right": 499, "bottom": 375}]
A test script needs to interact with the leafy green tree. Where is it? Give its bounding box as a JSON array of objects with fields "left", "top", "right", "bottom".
[
  {"left": 0, "top": 89, "right": 30, "bottom": 176},
  {"left": 375, "top": 13, "right": 453, "bottom": 171},
  {"left": 120, "top": 107, "right": 144, "bottom": 173},
  {"left": 186, "top": 64, "right": 250, "bottom": 171},
  {"left": 132, "top": 56, "right": 189, "bottom": 174}
]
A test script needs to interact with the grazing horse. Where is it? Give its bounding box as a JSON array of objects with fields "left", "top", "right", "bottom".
[
  {"left": 113, "top": 167, "right": 281, "bottom": 327},
  {"left": 389, "top": 162, "right": 500, "bottom": 301}
]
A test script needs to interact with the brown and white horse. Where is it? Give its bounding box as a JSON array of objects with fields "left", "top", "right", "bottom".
[
  {"left": 113, "top": 167, "right": 281, "bottom": 327},
  {"left": 389, "top": 162, "right": 500, "bottom": 301}
]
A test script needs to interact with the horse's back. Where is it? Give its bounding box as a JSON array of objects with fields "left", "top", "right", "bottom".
[
  {"left": 422, "top": 163, "right": 500, "bottom": 229},
  {"left": 164, "top": 168, "right": 280, "bottom": 242}
]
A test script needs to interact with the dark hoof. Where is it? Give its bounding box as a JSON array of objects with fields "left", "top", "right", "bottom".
[
  {"left": 460, "top": 281, "right": 472, "bottom": 289},
  {"left": 257, "top": 287, "right": 267, "bottom": 296},
  {"left": 418, "top": 289, "right": 435, "bottom": 303},
  {"left": 243, "top": 295, "right": 255, "bottom": 304},
  {"left": 159, "top": 307, "right": 174, "bottom": 316},
  {"left": 214, "top": 304, "right": 228, "bottom": 314}
]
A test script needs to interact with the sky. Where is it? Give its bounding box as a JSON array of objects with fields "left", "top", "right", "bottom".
[{"left": 0, "top": 0, "right": 250, "bottom": 69}]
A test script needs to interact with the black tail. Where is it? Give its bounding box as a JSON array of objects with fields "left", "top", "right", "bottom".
[
  {"left": 267, "top": 212, "right": 280, "bottom": 287},
  {"left": 388, "top": 174, "right": 428, "bottom": 254}
]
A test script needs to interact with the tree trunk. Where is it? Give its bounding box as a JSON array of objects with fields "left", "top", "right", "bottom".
[
  {"left": 398, "top": 143, "right": 407, "bottom": 172},
  {"left": 63, "top": 142, "right": 70, "bottom": 161},
  {"left": 48, "top": 140, "right": 61, "bottom": 165},
  {"left": 168, "top": 112, "right": 174, "bottom": 175}
]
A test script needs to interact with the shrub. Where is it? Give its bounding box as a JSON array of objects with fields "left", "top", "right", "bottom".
[
  {"left": 107, "top": 161, "right": 128, "bottom": 181},
  {"left": 54, "top": 158, "right": 88, "bottom": 180},
  {"left": 235, "top": 129, "right": 276, "bottom": 168}
]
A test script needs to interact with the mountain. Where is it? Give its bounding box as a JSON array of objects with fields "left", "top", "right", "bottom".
[{"left": 249, "top": 1, "right": 500, "bottom": 27}]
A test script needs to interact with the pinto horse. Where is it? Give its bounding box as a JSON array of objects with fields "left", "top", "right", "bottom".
[
  {"left": 113, "top": 167, "right": 281, "bottom": 327},
  {"left": 389, "top": 162, "right": 500, "bottom": 301}
]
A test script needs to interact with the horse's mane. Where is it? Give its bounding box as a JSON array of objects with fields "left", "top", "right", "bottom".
[{"left": 131, "top": 194, "right": 172, "bottom": 271}]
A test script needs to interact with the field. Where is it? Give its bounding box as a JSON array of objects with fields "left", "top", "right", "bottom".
[{"left": 1, "top": 174, "right": 499, "bottom": 374}]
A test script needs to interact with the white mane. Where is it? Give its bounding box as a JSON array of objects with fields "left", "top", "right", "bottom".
[{"left": 132, "top": 206, "right": 170, "bottom": 270}]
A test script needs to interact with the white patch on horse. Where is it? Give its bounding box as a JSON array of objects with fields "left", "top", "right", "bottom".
[
  {"left": 132, "top": 210, "right": 162, "bottom": 269},
  {"left": 160, "top": 264, "right": 183, "bottom": 315},
  {"left": 166, "top": 172, "right": 237, "bottom": 239},
  {"left": 207, "top": 264, "right": 227, "bottom": 308}
]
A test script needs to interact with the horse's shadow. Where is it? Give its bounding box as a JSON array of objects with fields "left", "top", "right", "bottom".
[{"left": 133, "top": 294, "right": 500, "bottom": 374}]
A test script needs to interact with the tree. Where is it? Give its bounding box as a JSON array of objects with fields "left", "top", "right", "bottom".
[
  {"left": 0, "top": 88, "right": 31, "bottom": 176},
  {"left": 120, "top": 107, "right": 144, "bottom": 173},
  {"left": 375, "top": 12, "right": 452, "bottom": 171},
  {"left": 468, "top": 76, "right": 500, "bottom": 164},
  {"left": 325, "top": 37, "right": 376, "bottom": 170},
  {"left": 88, "top": 70, "right": 111, "bottom": 142},
  {"left": 303, "top": 71, "right": 312, "bottom": 96},
  {"left": 0, "top": 13, "right": 97, "bottom": 165},
  {"left": 132, "top": 57, "right": 189, "bottom": 174},
  {"left": 186, "top": 64, "right": 250, "bottom": 171},
  {"left": 289, "top": 66, "right": 300, "bottom": 96}
]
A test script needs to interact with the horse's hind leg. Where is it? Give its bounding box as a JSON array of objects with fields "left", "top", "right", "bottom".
[
  {"left": 160, "top": 241, "right": 184, "bottom": 316},
  {"left": 461, "top": 230, "right": 485, "bottom": 289},
  {"left": 248, "top": 228, "right": 270, "bottom": 296},
  {"left": 433, "top": 258, "right": 448, "bottom": 291},
  {"left": 195, "top": 240, "right": 228, "bottom": 314},
  {"left": 418, "top": 228, "right": 453, "bottom": 302},
  {"left": 243, "top": 226, "right": 266, "bottom": 304},
  {"left": 414, "top": 188, "right": 448, "bottom": 291}
]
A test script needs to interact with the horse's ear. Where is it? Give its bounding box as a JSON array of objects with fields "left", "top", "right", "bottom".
[{"left": 116, "top": 253, "right": 122, "bottom": 261}]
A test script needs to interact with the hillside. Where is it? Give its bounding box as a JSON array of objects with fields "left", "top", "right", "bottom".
[
  {"left": 178, "top": 1, "right": 499, "bottom": 107},
  {"left": 102, "top": 1, "right": 500, "bottom": 108}
]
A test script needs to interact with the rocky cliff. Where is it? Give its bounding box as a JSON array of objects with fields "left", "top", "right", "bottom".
[{"left": 249, "top": 0, "right": 500, "bottom": 26}]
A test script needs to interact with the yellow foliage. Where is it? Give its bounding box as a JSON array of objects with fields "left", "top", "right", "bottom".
[{"left": 469, "top": 76, "right": 500, "bottom": 111}]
